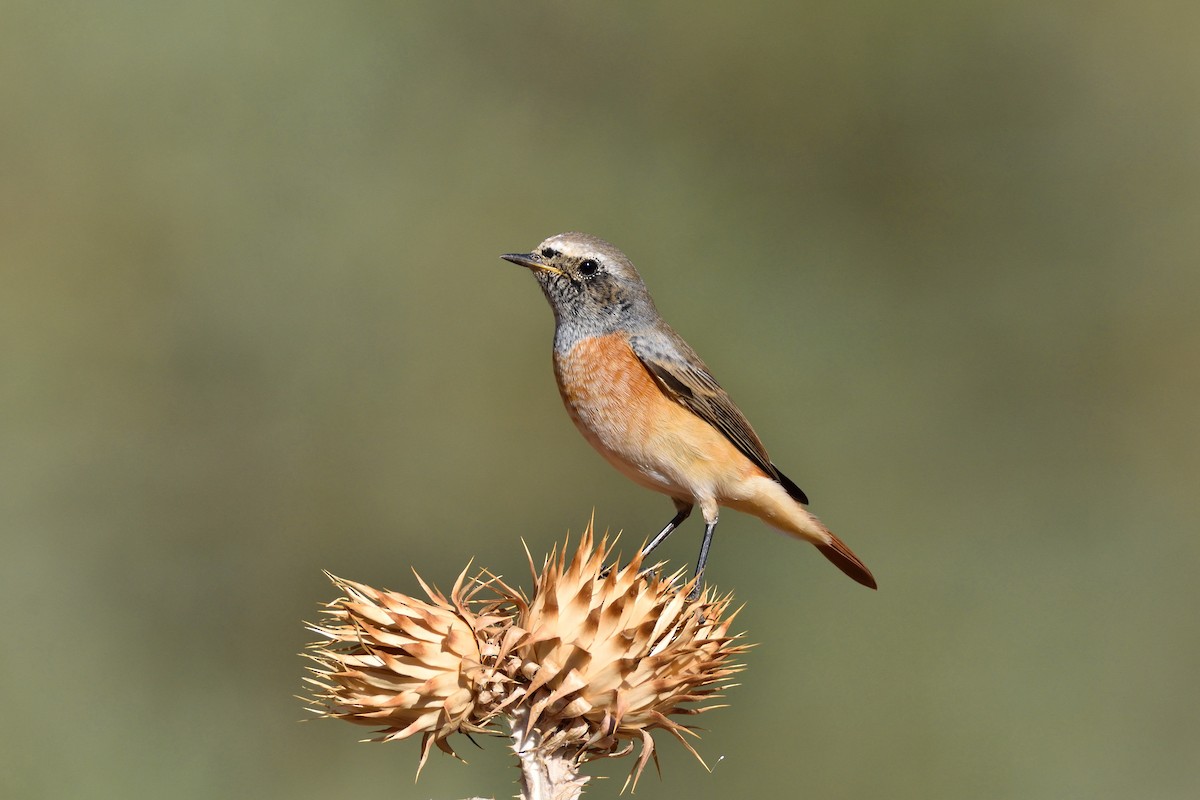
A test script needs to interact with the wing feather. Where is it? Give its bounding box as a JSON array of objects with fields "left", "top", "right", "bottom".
[{"left": 630, "top": 335, "right": 809, "bottom": 505}]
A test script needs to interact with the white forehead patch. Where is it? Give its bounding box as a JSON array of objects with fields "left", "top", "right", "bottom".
[{"left": 539, "top": 233, "right": 596, "bottom": 259}]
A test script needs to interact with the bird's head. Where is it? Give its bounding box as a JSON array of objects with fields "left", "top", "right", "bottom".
[{"left": 502, "top": 232, "right": 656, "bottom": 331}]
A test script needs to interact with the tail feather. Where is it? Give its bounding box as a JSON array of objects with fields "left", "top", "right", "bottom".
[
  {"left": 735, "top": 477, "right": 876, "bottom": 589},
  {"left": 817, "top": 531, "right": 877, "bottom": 590}
]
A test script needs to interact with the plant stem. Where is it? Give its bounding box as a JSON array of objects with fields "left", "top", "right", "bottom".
[{"left": 509, "top": 709, "right": 588, "bottom": 800}]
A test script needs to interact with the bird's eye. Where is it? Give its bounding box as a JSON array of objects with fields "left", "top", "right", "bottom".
[
  {"left": 579, "top": 259, "right": 600, "bottom": 276},
  {"left": 541, "top": 247, "right": 558, "bottom": 259}
]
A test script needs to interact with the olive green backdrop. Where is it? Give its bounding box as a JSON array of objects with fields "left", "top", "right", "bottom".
[{"left": 4, "top": 2, "right": 1197, "bottom": 798}]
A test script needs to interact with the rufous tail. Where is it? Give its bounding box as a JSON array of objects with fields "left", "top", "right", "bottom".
[
  {"left": 734, "top": 477, "right": 877, "bottom": 589},
  {"left": 817, "top": 530, "right": 877, "bottom": 589}
]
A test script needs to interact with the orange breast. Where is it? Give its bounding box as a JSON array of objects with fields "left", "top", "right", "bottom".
[{"left": 553, "top": 333, "right": 759, "bottom": 502}]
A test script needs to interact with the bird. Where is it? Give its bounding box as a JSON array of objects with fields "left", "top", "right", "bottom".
[{"left": 501, "top": 232, "right": 876, "bottom": 596}]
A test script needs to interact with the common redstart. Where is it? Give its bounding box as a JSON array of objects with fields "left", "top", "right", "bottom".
[{"left": 502, "top": 232, "right": 876, "bottom": 595}]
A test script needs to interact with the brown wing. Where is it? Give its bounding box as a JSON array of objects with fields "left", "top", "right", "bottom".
[{"left": 630, "top": 335, "right": 810, "bottom": 505}]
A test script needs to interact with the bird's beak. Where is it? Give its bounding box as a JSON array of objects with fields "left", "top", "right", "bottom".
[{"left": 501, "top": 252, "right": 565, "bottom": 276}]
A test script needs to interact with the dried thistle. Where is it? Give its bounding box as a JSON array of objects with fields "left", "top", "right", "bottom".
[
  {"left": 303, "top": 523, "right": 750, "bottom": 797},
  {"left": 302, "top": 566, "right": 514, "bottom": 769}
]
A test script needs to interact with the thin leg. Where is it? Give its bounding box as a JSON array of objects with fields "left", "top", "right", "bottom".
[
  {"left": 600, "top": 503, "right": 693, "bottom": 580},
  {"left": 640, "top": 503, "right": 693, "bottom": 559},
  {"left": 688, "top": 519, "right": 718, "bottom": 601}
]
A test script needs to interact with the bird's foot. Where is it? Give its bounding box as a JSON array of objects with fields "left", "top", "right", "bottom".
[{"left": 599, "top": 562, "right": 660, "bottom": 582}]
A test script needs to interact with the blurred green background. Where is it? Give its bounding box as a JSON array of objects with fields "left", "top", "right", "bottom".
[{"left": 4, "top": 2, "right": 1197, "bottom": 798}]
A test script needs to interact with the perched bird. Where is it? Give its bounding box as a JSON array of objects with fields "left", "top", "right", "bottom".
[{"left": 502, "top": 232, "right": 876, "bottom": 594}]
